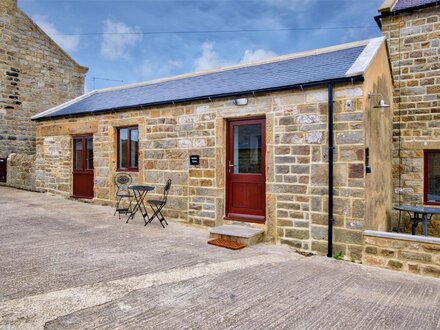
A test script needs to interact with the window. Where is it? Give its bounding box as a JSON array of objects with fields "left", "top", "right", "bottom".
[
  {"left": 425, "top": 150, "right": 440, "bottom": 205},
  {"left": 233, "top": 124, "right": 262, "bottom": 174},
  {"left": 73, "top": 136, "right": 93, "bottom": 171},
  {"left": 118, "top": 127, "right": 138, "bottom": 171}
]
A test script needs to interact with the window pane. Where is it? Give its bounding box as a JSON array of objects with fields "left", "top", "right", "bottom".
[
  {"left": 233, "top": 124, "right": 262, "bottom": 174},
  {"left": 86, "top": 137, "right": 93, "bottom": 170},
  {"left": 74, "top": 138, "right": 83, "bottom": 170},
  {"left": 130, "top": 128, "right": 138, "bottom": 168},
  {"left": 427, "top": 152, "right": 440, "bottom": 203},
  {"left": 119, "top": 128, "right": 128, "bottom": 169}
]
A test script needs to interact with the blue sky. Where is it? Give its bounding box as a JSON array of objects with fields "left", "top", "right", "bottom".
[{"left": 20, "top": 0, "right": 384, "bottom": 92}]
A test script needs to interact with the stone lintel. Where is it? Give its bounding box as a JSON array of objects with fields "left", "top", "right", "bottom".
[{"left": 401, "top": 141, "right": 440, "bottom": 150}]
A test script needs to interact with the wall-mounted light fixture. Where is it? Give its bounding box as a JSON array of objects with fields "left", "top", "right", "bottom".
[
  {"left": 233, "top": 98, "right": 248, "bottom": 106},
  {"left": 368, "top": 92, "right": 390, "bottom": 112}
]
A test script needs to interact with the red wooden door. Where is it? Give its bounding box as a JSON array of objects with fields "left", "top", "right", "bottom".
[
  {"left": 72, "top": 136, "right": 94, "bottom": 199},
  {"left": 226, "top": 118, "right": 266, "bottom": 222}
]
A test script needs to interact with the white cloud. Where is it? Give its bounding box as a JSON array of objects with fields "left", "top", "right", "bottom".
[
  {"left": 32, "top": 15, "right": 80, "bottom": 52},
  {"left": 100, "top": 19, "right": 142, "bottom": 60},
  {"left": 194, "top": 42, "right": 226, "bottom": 71},
  {"left": 193, "top": 42, "right": 277, "bottom": 72},
  {"left": 240, "top": 49, "right": 277, "bottom": 64},
  {"left": 140, "top": 59, "right": 184, "bottom": 80}
]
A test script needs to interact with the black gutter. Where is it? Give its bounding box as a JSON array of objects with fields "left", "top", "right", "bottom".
[
  {"left": 32, "top": 76, "right": 364, "bottom": 121},
  {"left": 374, "top": 1, "right": 440, "bottom": 28},
  {"left": 327, "top": 84, "right": 334, "bottom": 258}
]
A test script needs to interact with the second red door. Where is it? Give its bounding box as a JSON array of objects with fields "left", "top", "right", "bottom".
[{"left": 72, "top": 136, "right": 94, "bottom": 199}]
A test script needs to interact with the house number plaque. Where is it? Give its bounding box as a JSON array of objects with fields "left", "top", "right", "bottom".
[{"left": 189, "top": 155, "right": 200, "bottom": 165}]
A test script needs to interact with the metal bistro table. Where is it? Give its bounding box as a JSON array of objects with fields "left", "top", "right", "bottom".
[
  {"left": 394, "top": 205, "right": 440, "bottom": 236},
  {"left": 126, "top": 185, "right": 154, "bottom": 225}
]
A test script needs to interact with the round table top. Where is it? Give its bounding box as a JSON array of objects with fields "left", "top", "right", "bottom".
[
  {"left": 129, "top": 185, "right": 154, "bottom": 192},
  {"left": 394, "top": 205, "right": 440, "bottom": 214}
]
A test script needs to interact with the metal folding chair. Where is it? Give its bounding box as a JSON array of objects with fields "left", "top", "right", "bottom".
[
  {"left": 114, "top": 173, "right": 133, "bottom": 219},
  {"left": 146, "top": 179, "right": 172, "bottom": 228}
]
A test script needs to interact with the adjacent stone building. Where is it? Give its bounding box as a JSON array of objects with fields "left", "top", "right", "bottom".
[
  {"left": 376, "top": 0, "right": 440, "bottom": 235},
  {"left": 32, "top": 38, "right": 394, "bottom": 260},
  {"left": 0, "top": 0, "right": 87, "bottom": 189}
]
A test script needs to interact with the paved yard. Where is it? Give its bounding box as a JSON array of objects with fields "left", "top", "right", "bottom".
[{"left": 0, "top": 187, "right": 439, "bottom": 329}]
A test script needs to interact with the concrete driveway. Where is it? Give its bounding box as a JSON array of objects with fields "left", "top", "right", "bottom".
[{"left": 0, "top": 186, "right": 439, "bottom": 329}]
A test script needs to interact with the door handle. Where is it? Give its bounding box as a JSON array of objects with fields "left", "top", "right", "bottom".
[{"left": 228, "top": 161, "right": 236, "bottom": 173}]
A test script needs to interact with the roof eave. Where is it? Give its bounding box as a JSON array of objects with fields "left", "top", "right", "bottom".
[{"left": 32, "top": 75, "right": 364, "bottom": 122}]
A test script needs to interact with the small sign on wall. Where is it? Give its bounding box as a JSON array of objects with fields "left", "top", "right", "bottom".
[{"left": 189, "top": 155, "right": 200, "bottom": 166}]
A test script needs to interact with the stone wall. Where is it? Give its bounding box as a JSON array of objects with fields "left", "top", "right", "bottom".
[
  {"left": 363, "top": 231, "right": 440, "bottom": 278},
  {"left": 274, "top": 87, "right": 367, "bottom": 260},
  {"left": 363, "top": 42, "right": 395, "bottom": 232},
  {"left": 0, "top": 0, "right": 87, "bottom": 158},
  {"left": 35, "top": 135, "right": 72, "bottom": 196},
  {"left": 6, "top": 153, "right": 35, "bottom": 190},
  {"left": 380, "top": 7, "right": 440, "bottom": 235},
  {"left": 34, "top": 78, "right": 392, "bottom": 260}
]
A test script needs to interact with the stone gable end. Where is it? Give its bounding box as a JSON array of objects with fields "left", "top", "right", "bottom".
[{"left": 0, "top": 0, "right": 87, "bottom": 158}]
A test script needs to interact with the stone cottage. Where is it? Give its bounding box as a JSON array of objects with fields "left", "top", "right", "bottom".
[
  {"left": 376, "top": 0, "right": 440, "bottom": 235},
  {"left": 0, "top": 0, "right": 87, "bottom": 189},
  {"left": 32, "top": 37, "right": 394, "bottom": 260}
]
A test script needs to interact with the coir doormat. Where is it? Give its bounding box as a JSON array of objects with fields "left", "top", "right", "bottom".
[{"left": 208, "top": 238, "right": 246, "bottom": 250}]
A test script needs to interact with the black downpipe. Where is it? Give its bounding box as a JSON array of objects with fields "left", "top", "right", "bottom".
[{"left": 327, "top": 84, "right": 334, "bottom": 258}]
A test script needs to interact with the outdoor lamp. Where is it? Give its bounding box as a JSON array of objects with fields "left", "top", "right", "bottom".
[
  {"left": 368, "top": 92, "right": 390, "bottom": 112},
  {"left": 234, "top": 98, "right": 248, "bottom": 106}
]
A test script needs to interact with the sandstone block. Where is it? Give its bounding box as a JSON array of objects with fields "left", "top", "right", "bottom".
[
  {"left": 388, "top": 260, "right": 403, "bottom": 269},
  {"left": 422, "top": 265, "right": 440, "bottom": 277},
  {"left": 285, "top": 228, "right": 309, "bottom": 240},
  {"left": 399, "top": 251, "right": 432, "bottom": 262},
  {"left": 306, "top": 132, "right": 323, "bottom": 144},
  {"left": 334, "top": 228, "right": 363, "bottom": 245},
  {"left": 336, "top": 131, "right": 363, "bottom": 145},
  {"left": 311, "top": 225, "right": 327, "bottom": 240},
  {"left": 365, "top": 246, "right": 378, "bottom": 255}
]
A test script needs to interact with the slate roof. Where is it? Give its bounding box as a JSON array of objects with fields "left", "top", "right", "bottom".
[
  {"left": 394, "top": 0, "right": 438, "bottom": 11},
  {"left": 33, "top": 38, "right": 384, "bottom": 120}
]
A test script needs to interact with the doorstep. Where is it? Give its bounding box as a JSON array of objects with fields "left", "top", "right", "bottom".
[{"left": 209, "top": 225, "right": 265, "bottom": 246}]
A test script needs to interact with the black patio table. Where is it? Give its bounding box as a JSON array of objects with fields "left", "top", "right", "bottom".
[
  {"left": 394, "top": 205, "right": 440, "bottom": 236},
  {"left": 126, "top": 185, "right": 154, "bottom": 225}
]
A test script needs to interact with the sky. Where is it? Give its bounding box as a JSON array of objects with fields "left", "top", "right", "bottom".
[{"left": 19, "top": 0, "right": 384, "bottom": 92}]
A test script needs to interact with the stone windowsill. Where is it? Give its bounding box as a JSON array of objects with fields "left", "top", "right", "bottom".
[{"left": 364, "top": 230, "right": 440, "bottom": 245}]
